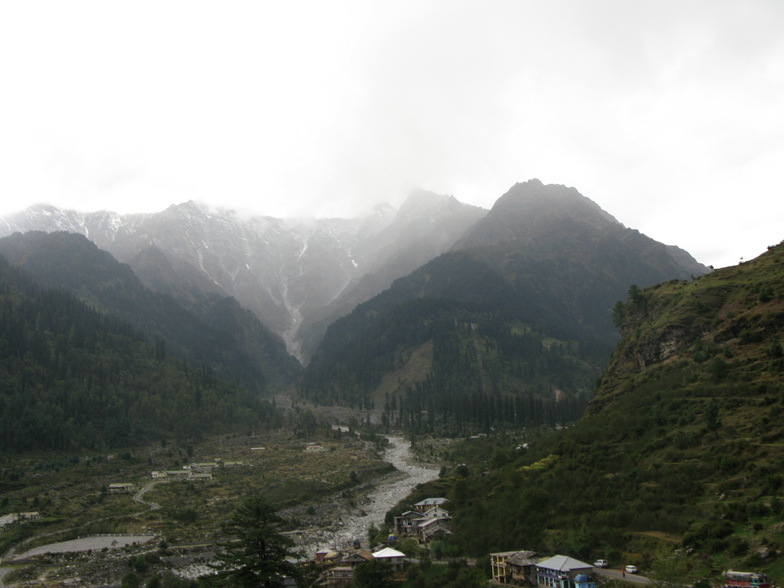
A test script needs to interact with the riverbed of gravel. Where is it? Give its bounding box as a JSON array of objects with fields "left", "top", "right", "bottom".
[
  {"left": 302, "top": 435, "right": 439, "bottom": 552},
  {"left": 174, "top": 436, "right": 440, "bottom": 580}
]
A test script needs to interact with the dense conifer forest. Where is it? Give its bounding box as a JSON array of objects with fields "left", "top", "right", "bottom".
[
  {"left": 0, "top": 231, "right": 302, "bottom": 396},
  {"left": 0, "top": 255, "right": 278, "bottom": 452},
  {"left": 302, "top": 292, "right": 612, "bottom": 432}
]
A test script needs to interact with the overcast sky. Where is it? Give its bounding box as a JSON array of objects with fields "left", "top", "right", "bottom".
[{"left": 1, "top": 1, "right": 782, "bottom": 269}]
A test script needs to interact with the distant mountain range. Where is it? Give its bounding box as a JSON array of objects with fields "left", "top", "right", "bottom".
[
  {"left": 0, "top": 191, "right": 486, "bottom": 362},
  {"left": 0, "top": 180, "right": 705, "bottom": 367},
  {"left": 0, "top": 179, "right": 711, "bottom": 432}
]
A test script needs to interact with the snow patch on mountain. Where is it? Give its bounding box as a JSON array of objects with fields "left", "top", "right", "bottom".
[{"left": 0, "top": 195, "right": 484, "bottom": 362}]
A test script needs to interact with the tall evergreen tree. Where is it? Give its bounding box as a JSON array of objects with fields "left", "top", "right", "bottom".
[{"left": 210, "top": 496, "right": 302, "bottom": 587}]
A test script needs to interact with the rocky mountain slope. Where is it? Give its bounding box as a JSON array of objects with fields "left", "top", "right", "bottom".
[
  {"left": 295, "top": 191, "right": 486, "bottom": 359},
  {"left": 0, "top": 193, "right": 485, "bottom": 362}
]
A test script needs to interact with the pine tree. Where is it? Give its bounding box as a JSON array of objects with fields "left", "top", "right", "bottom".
[{"left": 210, "top": 496, "right": 302, "bottom": 587}]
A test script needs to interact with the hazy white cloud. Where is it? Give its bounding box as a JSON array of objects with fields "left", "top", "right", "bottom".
[{"left": 0, "top": 0, "right": 782, "bottom": 268}]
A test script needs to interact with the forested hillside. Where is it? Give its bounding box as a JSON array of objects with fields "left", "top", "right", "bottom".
[
  {"left": 301, "top": 181, "right": 707, "bottom": 431},
  {"left": 0, "top": 231, "right": 301, "bottom": 395},
  {"left": 402, "top": 240, "right": 784, "bottom": 581},
  {"left": 303, "top": 292, "right": 608, "bottom": 431},
  {"left": 0, "top": 255, "right": 280, "bottom": 452}
]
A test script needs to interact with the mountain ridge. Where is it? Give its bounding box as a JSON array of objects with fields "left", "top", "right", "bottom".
[
  {"left": 0, "top": 191, "right": 487, "bottom": 361},
  {"left": 300, "top": 181, "right": 709, "bottom": 425},
  {"left": 0, "top": 231, "right": 301, "bottom": 394},
  {"left": 0, "top": 181, "right": 707, "bottom": 364},
  {"left": 416, "top": 240, "right": 784, "bottom": 580}
]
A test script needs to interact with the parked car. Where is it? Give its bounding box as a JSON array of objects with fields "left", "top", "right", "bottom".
[
  {"left": 625, "top": 565, "right": 638, "bottom": 574},
  {"left": 594, "top": 559, "right": 609, "bottom": 568}
]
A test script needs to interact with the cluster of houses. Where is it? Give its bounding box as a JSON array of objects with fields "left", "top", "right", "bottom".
[
  {"left": 311, "top": 497, "right": 453, "bottom": 587},
  {"left": 315, "top": 546, "right": 407, "bottom": 587},
  {"left": 312, "top": 541, "right": 598, "bottom": 588},
  {"left": 107, "top": 460, "right": 249, "bottom": 491},
  {"left": 308, "top": 495, "right": 598, "bottom": 588},
  {"left": 490, "top": 551, "right": 597, "bottom": 588},
  {"left": 392, "top": 497, "right": 454, "bottom": 543},
  {"left": 150, "top": 460, "right": 246, "bottom": 480}
]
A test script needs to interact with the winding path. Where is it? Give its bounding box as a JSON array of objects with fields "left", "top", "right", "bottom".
[{"left": 134, "top": 480, "right": 166, "bottom": 510}]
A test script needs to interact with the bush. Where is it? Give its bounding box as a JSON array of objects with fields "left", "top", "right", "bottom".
[{"left": 121, "top": 572, "right": 142, "bottom": 588}]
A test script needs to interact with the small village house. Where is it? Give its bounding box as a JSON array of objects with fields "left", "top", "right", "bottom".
[
  {"left": 413, "top": 497, "right": 448, "bottom": 513},
  {"left": 164, "top": 470, "right": 191, "bottom": 477},
  {"left": 416, "top": 517, "right": 454, "bottom": 543},
  {"left": 419, "top": 506, "right": 450, "bottom": 520},
  {"left": 108, "top": 483, "right": 135, "bottom": 494},
  {"left": 492, "top": 550, "right": 524, "bottom": 584},
  {"left": 535, "top": 555, "right": 594, "bottom": 588},
  {"left": 372, "top": 546, "right": 405, "bottom": 566},
  {"left": 506, "top": 550, "right": 542, "bottom": 585},
  {"left": 342, "top": 550, "right": 374, "bottom": 568},
  {"left": 323, "top": 550, "right": 343, "bottom": 566},
  {"left": 393, "top": 510, "right": 422, "bottom": 536}
]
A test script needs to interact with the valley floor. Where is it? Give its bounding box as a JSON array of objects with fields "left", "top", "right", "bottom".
[{"left": 0, "top": 424, "right": 441, "bottom": 586}]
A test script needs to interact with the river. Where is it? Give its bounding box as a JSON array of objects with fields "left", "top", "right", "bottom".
[{"left": 293, "top": 435, "right": 440, "bottom": 555}]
